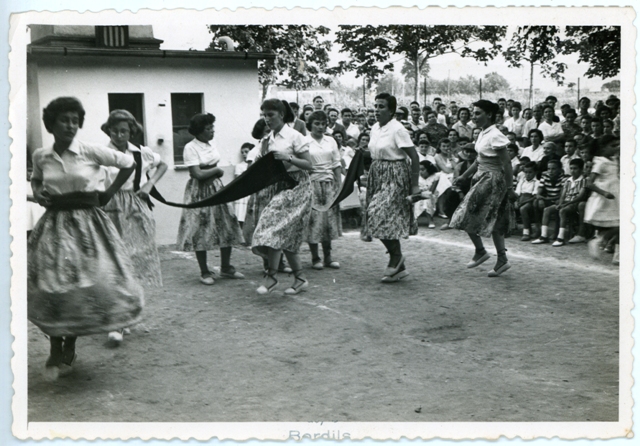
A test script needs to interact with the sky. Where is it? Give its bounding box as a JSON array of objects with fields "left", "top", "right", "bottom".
[{"left": 153, "top": 22, "right": 616, "bottom": 95}]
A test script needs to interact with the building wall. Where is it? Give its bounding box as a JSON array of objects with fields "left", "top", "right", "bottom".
[{"left": 29, "top": 54, "right": 261, "bottom": 245}]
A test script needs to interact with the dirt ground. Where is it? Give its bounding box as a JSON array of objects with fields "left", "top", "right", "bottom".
[{"left": 27, "top": 219, "right": 619, "bottom": 422}]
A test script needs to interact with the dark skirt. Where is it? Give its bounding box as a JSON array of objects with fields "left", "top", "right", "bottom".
[
  {"left": 28, "top": 207, "right": 144, "bottom": 337},
  {"left": 103, "top": 190, "right": 162, "bottom": 287},
  {"left": 449, "top": 168, "right": 516, "bottom": 237},
  {"left": 361, "top": 159, "right": 417, "bottom": 240},
  {"left": 176, "top": 177, "right": 244, "bottom": 251},
  {"left": 305, "top": 179, "right": 342, "bottom": 243},
  {"left": 252, "top": 170, "right": 312, "bottom": 253}
]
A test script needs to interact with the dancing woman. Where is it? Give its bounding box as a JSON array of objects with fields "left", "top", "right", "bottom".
[
  {"left": 28, "top": 97, "right": 143, "bottom": 380},
  {"left": 102, "top": 109, "right": 168, "bottom": 344},
  {"left": 361, "top": 93, "right": 420, "bottom": 283},
  {"left": 252, "top": 99, "right": 314, "bottom": 295},
  {"left": 450, "top": 100, "right": 517, "bottom": 277},
  {"left": 176, "top": 113, "right": 245, "bottom": 285},
  {"left": 304, "top": 110, "right": 343, "bottom": 270}
]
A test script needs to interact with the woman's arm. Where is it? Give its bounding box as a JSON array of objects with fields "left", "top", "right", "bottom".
[
  {"left": 137, "top": 160, "right": 168, "bottom": 199},
  {"left": 586, "top": 173, "right": 615, "bottom": 198},
  {"left": 400, "top": 145, "right": 421, "bottom": 195},
  {"left": 273, "top": 150, "right": 314, "bottom": 171},
  {"left": 333, "top": 165, "right": 343, "bottom": 189},
  {"left": 101, "top": 164, "right": 136, "bottom": 205},
  {"left": 31, "top": 178, "right": 51, "bottom": 207},
  {"left": 188, "top": 164, "right": 224, "bottom": 181}
]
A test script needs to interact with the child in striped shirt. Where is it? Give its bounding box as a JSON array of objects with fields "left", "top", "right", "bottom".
[
  {"left": 552, "top": 158, "right": 587, "bottom": 246},
  {"left": 532, "top": 159, "right": 567, "bottom": 244}
]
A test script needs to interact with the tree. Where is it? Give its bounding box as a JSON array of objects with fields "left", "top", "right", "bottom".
[
  {"left": 482, "top": 72, "right": 510, "bottom": 93},
  {"left": 207, "top": 25, "right": 333, "bottom": 100},
  {"left": 503, "top": 26, "right": 567, "bottom": 107},
  {"left": 567, "top": 82, "right": 576, "bottom": 93},
  {"left": 601, "top": 80, "right": 620, "bottom": 92},
  {"left": 333, "top": 25, "right": 507, "bottom": 102},
  {"left": 563, "top": 26, "right": 620, "bottom": 79}
]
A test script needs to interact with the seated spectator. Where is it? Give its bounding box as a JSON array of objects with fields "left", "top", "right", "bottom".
[
  {"left": 424, "top": 110, "right": 450, "bottom": 147},
  {"left": 506, "top": 131, "right": 517, "bottom": 145},
  {"left": 452, "top": 107, "right": 475, "bottom": 140},
  {"left": 436, "top": 103, "right": 449, "bottom": 127},
  {"left": 536, "top": 141, "right": 560, "bottom": 179},
  {"left": 531, "top": 159, "right": 567, "bottom": 244},
  {"left": 417, "top": 140, "right": 437, "bottom": 160},
  {"left": 521, "top": 129, "right": 545, "bottom": 162},
  {"left": 414, "top": 159, "right": 441, "bottom": 228},
  {"left": 552, "top": 158, "right": 587, "bottom": 246},
  {"left": 579, "top": 114, "right": 593, "bottom": 137},
  {"left": 507, "top": 143, "right": 520, "bottom": 187},
  {"left": 539, "top": 105, "right": 565, "bottom": 143},
  {"left": 515, "top": 161, "right": 539, "bottom": 241},
  {"left": 561, "top": 139, "right": 581, "bottom": 175},
  {"left": 453, "top": 143, "right": 477, "bottom": 196},
  {"left": 447, "top": 128, "right": 461, "bottom": 157},
  {"left": 603, "top": 119, "right": 615, "bottom": 136},
  {"left": 561, "top": 108, "right": 583, "bottom": 141},
  {"left": 504, "top": 101, "right": 526, "bottom": 137},
  {"left": 568, "top": 158, "right": 594, "bottom": 244}
]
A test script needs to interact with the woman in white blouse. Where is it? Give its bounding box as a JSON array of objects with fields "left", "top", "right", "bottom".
[
  {"left": 361, "top": 93, "right": 421, "bottom": 283},
  {"left": 303, "top": 110, "right": 343, "bottom": 270},
  {"left": 29, "top": 97, "right": 142, "bottom": 380},
  {"left": 101, "top": 109, "right": 168, "bottom": 345},
  {"left": 538, "top": 105, "right": 565, "bottom": 144},
  {"left": 252, "top": 99, "right": 315, "bottom": 295},
  {"left": 450, "top": 100, "right": 518, "bottom": 277},
  {"left": 176, "top": 113, "right": 245, "bottom": 286}
]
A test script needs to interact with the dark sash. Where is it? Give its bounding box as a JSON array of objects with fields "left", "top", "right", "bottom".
[
  {"left": 312, "top": 149, "right": 364, "bottom": 212},
  {"left": 48, "top": 192, "right": 101, "bottom": 210}
]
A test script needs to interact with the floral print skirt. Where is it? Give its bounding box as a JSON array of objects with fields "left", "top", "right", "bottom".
[
  {"left": 304, "top": 179, "right": 343, "bottom": 244},
  {"left": 103, "top": 190, "right": 162, "bottom": 287},
  {"left": 28, "top": 207, "right": 144, "bottom": 337},
  {"left": 176, "top": 177, "right": 244, "bottom": 251},
  {"left": 252, "top": 170, "right": 312, "bottom": 253},
  {"left": 449, "top": 168, "right": 516, "bottom": 237},
  {"left": 361, "top": 159, "right": 417, "bottom": 240}
]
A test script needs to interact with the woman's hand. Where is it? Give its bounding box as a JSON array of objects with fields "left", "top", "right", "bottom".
[
  {"left": 136, "top": 184, "right": 152, "bottom": 201},
  {"left": 272, "top": 151, "right": 291, "bottom": 161},
  {"left": 33, "top": 189, "right": 52, "bottom": 207}
]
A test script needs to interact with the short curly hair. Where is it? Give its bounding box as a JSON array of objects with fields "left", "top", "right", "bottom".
[
  {"left": 42, "top": 97, "right": 85, "bottom": 133},
  {"left": 188, "top": 113, "right": 215, "bottom": 136}
]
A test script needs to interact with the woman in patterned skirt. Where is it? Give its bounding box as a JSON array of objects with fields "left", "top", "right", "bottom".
[
  {"left": 28, "top": 97, "right": 143, "bottom": 380},
  {"left": 176, "top": 113, "right": 244, "bottom": 285},
  {"left": 252, "top": 99, "right": 314, "bottom": 295},
  {"left": 450, "top": 100, "right": 518, "bottom": 277},
  {"left": 362, "top": 93, "right": 421, "bottom": 283},
  {"left": 303, "top": 110, "right": 343, "bottom": 269},
  {"left": 101, "top": 109, "right": 168, "bottom": 345}
]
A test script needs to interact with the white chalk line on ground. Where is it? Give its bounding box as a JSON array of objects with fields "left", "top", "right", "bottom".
[{"left": 343, "top": 232, "right": 619, "bottom": 277}]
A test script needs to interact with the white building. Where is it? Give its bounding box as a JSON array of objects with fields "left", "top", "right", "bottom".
[{"left": 27, "top": 25, "right": 273, "bottom": 244}]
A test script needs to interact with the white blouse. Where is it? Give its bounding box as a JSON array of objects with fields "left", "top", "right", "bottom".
[
  {"left": 263, "top": 124, "right": 310, "bottom": 172},
  {"left": 307, "top": 135, "right": 341, "bottom": 182},
  {"left": 183, "top": 138, "right": 221, "bottom": 167},
  {"left": 103, "top": 141, "right": 162, "bottom": 190},
  {"left": 475, "top": 125, "right": 510, "bottom": 157},
  {"left": 31, "top": 138, "right": 134, "bottom": 195},
  {"left": 368, "top": 119, "right": 414, "bottom": 161}
]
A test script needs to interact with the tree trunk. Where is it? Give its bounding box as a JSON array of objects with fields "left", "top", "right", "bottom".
[
  {"left": 262, "top": 82, "right": 270, "bottom": 101},
  {"left": 528, "top": 61, "right": 534, "bottom": 108},
  {"left": 363, "top": 77, "right": 366, "bottom": 107},
  {"left": 414, "top": 52, "right": 420, "bottom": 102}
]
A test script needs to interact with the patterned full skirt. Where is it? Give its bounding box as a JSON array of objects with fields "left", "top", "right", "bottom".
[
  {"left": 304, "top": 179, "right": 343, "bottom": 244},
  {"left": 28, "top": 207, "right": 144, "bottom": 337},
  {"left": 449, "top": 168, "right": 516, "bottom": 237},
  {"left": 361, "top": 159, "right": 417, "bottom": 240},
  {"left": 103, "top": 190, "right": 162, "bottom": 287},
  {"left": 242, "top": 180, "right": 291, "bottom": 246},
  {"left": 252, "top": 170, "right": 312, "bottom": 253},
  {"left": 176, "top": 177, "right": 244, "bottom": 251}
]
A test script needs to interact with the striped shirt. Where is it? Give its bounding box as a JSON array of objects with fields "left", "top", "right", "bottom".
[
  {"left": 538, "top": 172, "right": 568, "bottom": 202},
  {"left": 561, "top": 175, "right": 586, "bottom": 203}
]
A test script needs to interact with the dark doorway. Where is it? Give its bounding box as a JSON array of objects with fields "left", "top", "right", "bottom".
[
  {"left": 171, "top": 93, "right": 203, "bottom": 164},
  {"left": 108, "top": 93, "right": 146, "bottom": 147}
]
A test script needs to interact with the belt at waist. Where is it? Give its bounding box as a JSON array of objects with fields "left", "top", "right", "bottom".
[{"left": 48, "top": 192, "right": 101, "bottom": 210}]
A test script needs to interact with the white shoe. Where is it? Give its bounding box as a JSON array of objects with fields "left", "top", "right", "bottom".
[
  {"left": 568, "top": 235, "right": 586, "bottom": 244},
  {"left": 108, "top": 331, "right": 124, "bottom": 345}
]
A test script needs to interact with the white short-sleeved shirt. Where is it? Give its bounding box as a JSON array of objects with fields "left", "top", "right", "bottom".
[
  {"left": 475, "top": 125, "right": 510, "bottom": 157},
  {"left": 520, "top": 145, "right": 545, "bottom": 163},
  {"left": 307, "top": 135, "right": 341, "bottom": 182},
  {"left": 103, "top": 141, "right": 162, "bottom": 190},
  {"left": 368, "top": 119, "right": 414, "bottom": 161},
  {"left": 345, "top": 123, "right": 360, "bottom": 140},
  {"left": 263, "top": 123, "right": 310, "bottom": 172},
  {"left": 246, "top": 146, "right": 260, "bottom": 164},
  {"left": 516, "top": 177, "right": 539, "bottom": 196},
  {"left": 182, "top": 138, "right": 221, "bottom": 167},
  {"left": 452, "top": 120, "right": 475, "bottom": 140},
  {"left": 538, "top": 121, "right": 564, "bottom": 141},
  {"left": 31, "top": 138, "right": 134, "bottom": 195},
  {"left": 234, "top": 161, "right": 248, "bottom": 176}
]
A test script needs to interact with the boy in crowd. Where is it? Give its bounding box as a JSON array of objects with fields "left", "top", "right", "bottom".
[
  {"left": 507, "top": 143, "right": 520, "bottom": 187},
  {"left": 536, "top": 141, "right": 559, "bottom": 178},
  {"left": 552, "top": 158, "right": 587, "bottom": 246},
  {"left": 531, "top": 159, "right": 568, "bottom": 244},
  {"left": 516, "top": 161, "right": 539, "bottom": 241},
  {"left": 561, "top": 139, "right": 580, "bottom": 175},
  {"left": 341, "top": 108, "right": 360, "bottom": 140}
]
